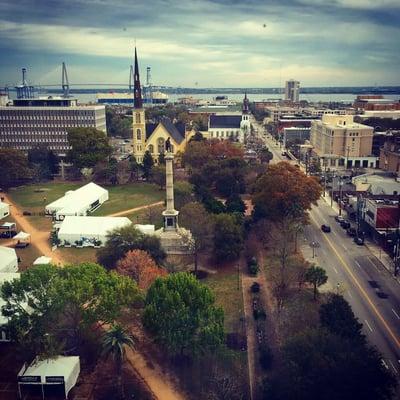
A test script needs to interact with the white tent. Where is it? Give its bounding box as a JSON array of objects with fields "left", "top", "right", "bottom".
[
  {"left": 0, "top": 201, "right": 10, "bottom": 220},
  {"left": 0, "top": 272, "right": 20, "bottom": 342},
  {"left": 18, "top": 356, "right": 80, "bottom": 399},
  {"left": 135, "top": 224, "right": 155, "bottom": 235},
  {"left": 0, "top": 246, "right": 18, "bottom": 272},
  {"left": 14, "top": 231, "right": 31, "bottom": 241},
  {"left": 57, "top": 216, "right": 132, "bottom": 247},
  {"left": 45, "top": 182, "right": 109, "bottom": 221},
  {"left": 33, "top": 256, "right": 52, "bottom": 265}
]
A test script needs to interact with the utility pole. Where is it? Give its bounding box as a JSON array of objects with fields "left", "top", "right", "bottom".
[
  {"left": 346, "top": 145, "right": 350, "bottom": 170},
  {"left": 338, "top": 177, "right": 343, "bottom": 216}
]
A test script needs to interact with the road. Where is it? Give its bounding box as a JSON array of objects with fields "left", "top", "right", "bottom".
[{"left": 254, "top": 121, "right": 400, "bottom": 379}]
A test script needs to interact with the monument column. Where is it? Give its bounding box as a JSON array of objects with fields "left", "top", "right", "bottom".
[{"left": 162, "top": 153, "right": 179, "bottom": 231}]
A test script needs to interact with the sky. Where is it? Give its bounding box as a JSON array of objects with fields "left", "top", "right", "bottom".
[{"left": 0, "top": 0, "right": 399, "bottom": 88}]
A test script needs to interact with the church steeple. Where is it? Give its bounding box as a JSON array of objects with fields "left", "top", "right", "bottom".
[
  {"left": 242, "top": 91, "right": 250, "bottom": 114},
  {"left": 134, "top": 47, "right": 143, "bottom": 109}
]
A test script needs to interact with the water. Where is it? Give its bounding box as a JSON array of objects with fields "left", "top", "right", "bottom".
[{"left": 8, "top": 91, "right": 400, "bottom": 104}]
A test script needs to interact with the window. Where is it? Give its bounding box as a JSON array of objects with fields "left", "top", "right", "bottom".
[
  {"left": 157, "top": 137, "right": 165, "bottom": 154},
  {"left": 148, "top": 144, "right": 154, "bottom": 153},
  {"left": 136, "top": 113, "right": 141, "bottom": 124},
  {"left": 136, "top": 129, "right": 141, "bottom": 140}
]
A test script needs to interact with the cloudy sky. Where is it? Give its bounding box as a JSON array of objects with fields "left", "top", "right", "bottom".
[{"left": 0, "top": 0, "right": 399, "bottom": 88}]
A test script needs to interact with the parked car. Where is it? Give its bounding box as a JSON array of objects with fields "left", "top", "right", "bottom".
[
  {"left": 346, "top": 227, "right": 357, "bottom": 237},
  {"left": 321, "top": 224, "right": 331, "bottom": 233},
  {"left": 335, "top": 215, "right": 345, "bottom": 223},
  {"left": 340, "top": 220, "right": 351, "bottom": 229},
  {"left": 354, "top": 236, "right": 365, "bottom": 245}
]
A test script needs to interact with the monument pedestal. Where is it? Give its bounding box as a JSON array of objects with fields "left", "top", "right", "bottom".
[{"left": 156, "top": 152, "right": 193, "bottom": 255}]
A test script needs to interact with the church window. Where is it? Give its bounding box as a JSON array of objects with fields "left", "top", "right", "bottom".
[
  {"left": 149, "top": 144, "right": 154, "bottom": 153},
  {"left": 137, "top": 129, "right": 141, "bottom": 141},
  {"left": 136, "top": 113, "right": 141, "bottom": 124},
  {"left": 157, "top": 137, "right": 165, "bottom": 154}
]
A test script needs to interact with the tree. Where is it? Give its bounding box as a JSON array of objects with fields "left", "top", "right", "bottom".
[
  {"left": 225, "top": 194, "right": 246, "bottom": 214},
  {"left": 105, "top": 107, "right": 132, "bottom": 138},
  {"left": 158, "top": 152, "right": 166, "bottom": 165},
  {"left": 259, "top": 147, "right": 273, "bottom": 164},
  {"left": 180, "top": 202, "right": 214, "bottom": 274},
  {"left": 213, "top": 213, "right": 244, "bottom": 262},
  {"left": 268, "top": 328, "right": 397, "bottom": 400},
  {"left": 319, "top": 294, "right": 364, "bottom": 342},
  {"left": 142, "top": 150, "right": 154, "bottom": 180},
  {"left": 1, "top": 263, "right": 140, "bottom": 362},
  {"left": 252, "top": 161, "right": 321, "bottom": 222},
  {"left": 28, "top": 145, "right": 59, "bottom": 180},
  {"left": 305, "top": 265, "right": 328, "bottom": 300},
  {"left": 102, "top": 324, "right": 135, "bottom": 399},
  {"left": 97, "top": 225, "right": 166, "bottom": 269},
  {"left": 174, "top": 181, "right": 194, "bottom": 209},
  {"left": 116, "top": 250, "right": 167, "bottom": 290},
  {"left": 142, "top": 272, "right": 224, "bottom": 357},
  {"left": 0, "top": 149, "right": 32, "bottom": 190},
  {"left": 68, "top": 127, "right": 113, "bottom": 169},
  {"left": 190, "top": 131, "right": 206, "bottom": 142},
  {"left": 150, "top": 164, "right": 166, "bottom": 189}
]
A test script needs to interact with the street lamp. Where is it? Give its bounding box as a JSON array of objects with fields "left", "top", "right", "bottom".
[
  {"left": 338, "top": 178, "right": 343, "bottom": 216},
  {"left": 311, "top": 241, "right": 317, "bottom": 258}
]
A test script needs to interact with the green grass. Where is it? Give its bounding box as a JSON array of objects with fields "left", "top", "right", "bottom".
[
  {"left": 58, "top": 247, "right": 98, "bottom": 265},
  {"left": 92, "top": 183, "right": 164, "bottom": 216},
  {"left": 204, "top": 271, "right": 244, "bottom": 334},
  {"left": 10, "top": 182, "right": 81, "bottom": 213},
  {"left": 126, "top": 204, "right": 164, "bottom": 229}
]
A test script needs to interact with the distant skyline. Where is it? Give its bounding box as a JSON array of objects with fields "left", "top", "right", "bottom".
[{"left": 0, "top": 0, "right": 399, "bottom": 88}]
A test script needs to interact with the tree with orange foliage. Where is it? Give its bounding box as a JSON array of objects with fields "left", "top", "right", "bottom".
[
  {"left": 116, "top": 250, "right": 167, "bottom": 290},
  {"left": 252, "top": 161, "right": 322, "bottom": 222},
  {"left": 183, "top": 139, "right": 244, "bottom": 171}
]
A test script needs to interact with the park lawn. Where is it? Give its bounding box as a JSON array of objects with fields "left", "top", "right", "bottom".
[
  {"left": 58, "top": 247, "right": 98, "bottom": 265},
  {"left": 205, "top": 271, "right": 244, "bottom": 334},
  {"left": 9, "top": 182, "right": 81, "bottom": 213},
  {"left": 92, "top": 183, "right": 164, "bottom": 216},
  {"left": 126, "top": 204, "right": 164, "bottom": 229}
]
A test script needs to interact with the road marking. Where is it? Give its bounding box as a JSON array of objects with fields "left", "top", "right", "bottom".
[
  {"left": 366, "top": 257, "right": 380, "bottom": 272},
  {"left": 365, "top": 319, "right": 373, "bottom": 332},
  {"left": 348, "top": 291, "right": 353, "bottom": 299},
  {"left": 355, "top": 261, "right": 361, "bottom": 268},
  {"left": 392, "top": 309, "right": 400, "bottom": 320},
  {"left": 342, "top": 245, "right": 348, "bottom": 251},
  {"left": 310, "top": 213, "right": 400, "bottom": 350},
  {"left": 333, "top": 267, "right": 338, "bottom": 274},
  {"left": 389, "top": 359, "right": 398, "bottom": 374},
  {"left": 332, "top": 230, "right": 338, "bottom": 236}
]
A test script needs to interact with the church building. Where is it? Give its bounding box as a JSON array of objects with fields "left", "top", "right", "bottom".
[
  {"left": 132, "top": 48, "right": 192, "bottom": 163},
  {"left": 207, "top": 93, "right": 251, "bottom": 143}
]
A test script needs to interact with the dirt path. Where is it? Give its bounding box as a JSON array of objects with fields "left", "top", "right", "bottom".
[
  {"left": 2, "top": 194, "right": 65, "bottom": 265},
  {"left": 107, "top": 201, "right": 164, "bottom": 217},
  {"left": 125, "top": 348, "right": 186, "bottom": 400}
]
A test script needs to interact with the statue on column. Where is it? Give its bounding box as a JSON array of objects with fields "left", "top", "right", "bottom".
[{"left": 165, "top": 137, "right": 172, "bottom": 153}]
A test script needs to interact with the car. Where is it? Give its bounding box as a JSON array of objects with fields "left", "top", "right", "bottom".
[
  {"left": 346, "top": 227, "right": 357, "bottom": 237},
  {"left": 335, "top": 215, "right": 345, "bottom": 223},
  {"left": 321, "top": 224, "right": 331, "bottom": 233},
  {"left": 354, "top": 236, "right": 364, "bottom": 245},
  {"left": 340, "top": 220, "right": 351, "bottom": 229}
]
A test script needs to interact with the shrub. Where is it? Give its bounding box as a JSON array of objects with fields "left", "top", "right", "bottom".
[
  {"left": 253, "top": 307, "right": 266, "bottom": 320},
  {"left": 251, "top": 282, "right": 260, "bottom": 293},
  {"left": 259, "top": 343, "right": 274, "bottom": 370}
]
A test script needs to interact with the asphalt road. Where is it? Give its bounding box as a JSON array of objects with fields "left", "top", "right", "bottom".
[{"left": 255, "top": 122, "right": 400, "bottom": 379}]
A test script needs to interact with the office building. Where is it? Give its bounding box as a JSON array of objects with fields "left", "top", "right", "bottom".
[
  {"left": 0, "top": 97, "right": 106, "bottom": 156},
  {"left": 310, "top": 114, "right": 376, "bottom": 169},
  {"left": 284, "top": 79, "right": 300, "bottom": 103}
]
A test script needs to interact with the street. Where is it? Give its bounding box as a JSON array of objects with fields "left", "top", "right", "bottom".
[{"left": 254, "top": 121, "right": 400, "bottom": 379}]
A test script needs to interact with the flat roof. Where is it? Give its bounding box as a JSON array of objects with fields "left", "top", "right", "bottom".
[{"left": 58, "top": 216, "right": 131, "bottom": 236}]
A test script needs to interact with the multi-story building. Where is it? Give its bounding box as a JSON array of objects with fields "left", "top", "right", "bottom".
[
  {"left": 284, "top": 79, "right": 300, "bottom": 103},
  {"left": 310, "top": 114, "right": 376, "bottom": 169},
  {"left": 354, "top": 95, "right": 400, "bottom": 111},
  {"left": 265, "top": 106, "right": 299, "bottom": 122},
  {"left": 0, "top": 97, "right": 106, "bottom": 156},
  {"left": 379, "top": 132, "right": 400, "bottom": 175}
]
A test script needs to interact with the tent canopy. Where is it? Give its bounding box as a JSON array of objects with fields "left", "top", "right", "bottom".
[
  {"left": 0, "top": 246, "right": 18, "bottom": 273},
  {"left": 14, "top": 231, "right": 31, "bottom": 240},
  {"left": 33, "top": 256, "right": 52, "bottom": 265},
  {"left": 18, "top": 356, "right": 80, "bottom": 398}
]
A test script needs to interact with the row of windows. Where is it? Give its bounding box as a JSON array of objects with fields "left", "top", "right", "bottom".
[
  {"left": 210, "top": 131, "right": 240, "bottom": 138},
  {"left": 1, "top": 138, "right": 68, "bottom": 143},
  {"left": 1, "top": 144, "right": 70, "bottom": 151}
]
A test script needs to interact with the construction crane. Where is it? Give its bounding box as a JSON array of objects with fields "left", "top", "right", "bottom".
[
  {"left": 62, "top": 62, "right": 70, "bottom": 98},
  {"left": 15, "top": 68, "right": 35, "bottom": 99},
  {"left": 129, "top": 65, "right": 134, "bottom": 91}
]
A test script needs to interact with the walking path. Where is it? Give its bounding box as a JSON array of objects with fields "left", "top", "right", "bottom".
[
  {"left": 2, "top": 193, "right": 65, "bottom": 265},
  {"left": 125, "top": 348, "right": 186, "bottom": 400},
  {"left": 107, "top": 201, "right": 164, "bottom": 217}
]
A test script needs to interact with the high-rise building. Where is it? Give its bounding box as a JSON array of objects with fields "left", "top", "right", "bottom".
[
  {"left": 0, "top": 97, "right": 106, "bottom": 156},
  {"left": 284, "top": 79, "right": 300, "bottom": 103}
]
